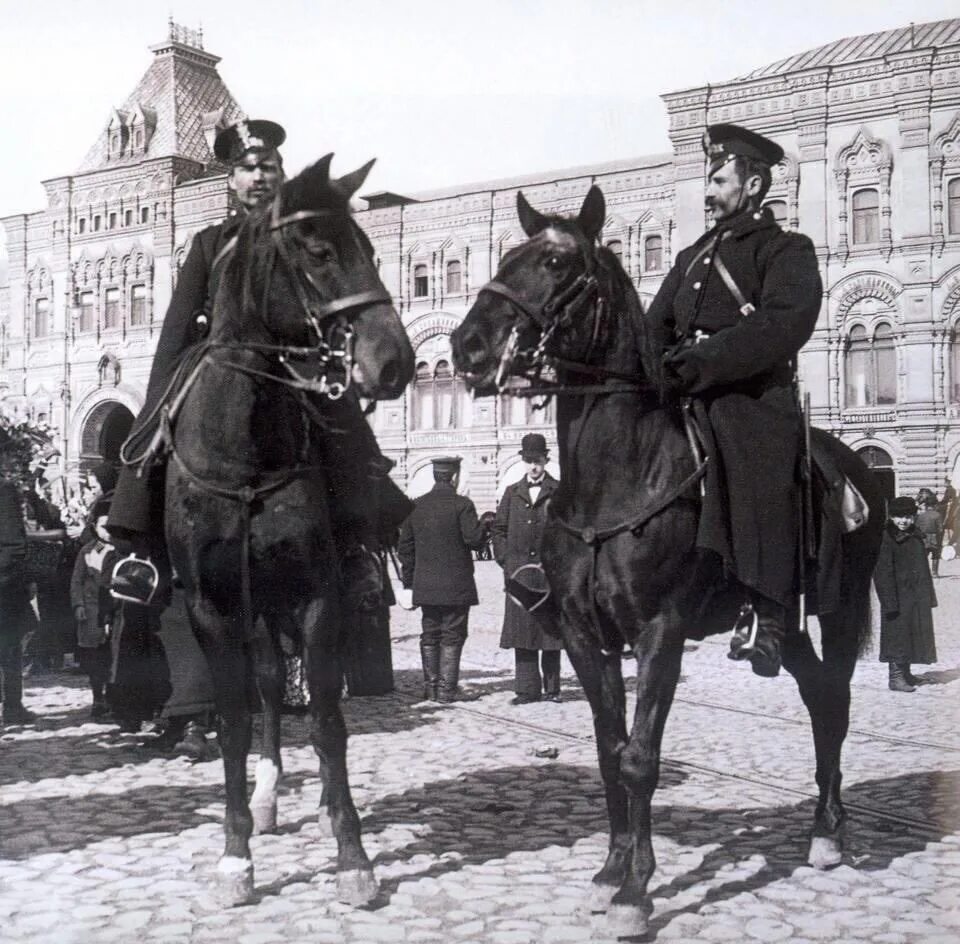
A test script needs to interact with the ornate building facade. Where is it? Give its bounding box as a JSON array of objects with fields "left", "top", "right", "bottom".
[{"left": 3, "top": 18, "right": 960, "bottom": 510}]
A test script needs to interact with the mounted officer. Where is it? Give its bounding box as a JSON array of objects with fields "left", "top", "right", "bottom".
[
  {"left": 109, "top": 118, "right": 407, "bottom": 606},
  {"left": 645, "top": 122, "right": 822, "bottom": 678}
]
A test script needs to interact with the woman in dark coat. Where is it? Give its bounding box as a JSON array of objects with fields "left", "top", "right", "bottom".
[
  {"left": 492, "top": 434, "right": 563, "bottom": 704},
  {"left": 874, "top": 496, "right": 938, "bottom": 693}
]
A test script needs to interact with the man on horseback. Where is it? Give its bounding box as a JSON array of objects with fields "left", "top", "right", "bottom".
[
  {"left": 646, "top": 122, "right": 822, "bottom": 678},
  {"left": 108, "top": 118, "right": 403, "bottom": 608}
]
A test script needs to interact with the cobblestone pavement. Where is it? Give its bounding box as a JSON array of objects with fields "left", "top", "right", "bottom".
[{"left": 2, "top": 559, "right": 959, "bottom": 943}]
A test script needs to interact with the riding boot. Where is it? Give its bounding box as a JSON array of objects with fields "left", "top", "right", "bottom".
[
  {"left": 437, "top": 644, "right": 464, "bottom": 703},
  {"left": 888, "top": 663, "right": 916, "bottom": 693},
  {"left": 420, "top": 643, "right": 441, "bottom": 701},
  {"left": 728, "top": 596, "right": 785, "bottom": 678}
]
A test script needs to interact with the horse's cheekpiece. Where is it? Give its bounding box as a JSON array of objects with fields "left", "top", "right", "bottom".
[
  {"left": 110, "top": 553, "right": 160, "bottom": 606},
  {"left": 506, "top": 563, "right": 551, "bottom": 613}
]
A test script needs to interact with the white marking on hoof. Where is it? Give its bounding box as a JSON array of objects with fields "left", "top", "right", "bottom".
[
  {"left": 586, "top": 882, "right": 618, "bottom": 913},
  {"left": 606, "top": 902, "right": 651, "bottom": 939},
  {"left": 808, "top": 835, "right": 843, "bottom": 870},
  {"left": 251, "top": 803, "right": 277, "bottom": 835},
  {"left": 214, "top": 856, "right": 254, "bottom": 907},
  {"left": 336, "top": 867, "right": 378, "bottom": 906}
]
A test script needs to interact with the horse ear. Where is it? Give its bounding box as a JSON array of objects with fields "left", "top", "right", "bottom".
[
  {"left": 517, "top": 191, "right": 549, "bottom": 237},
  {"left": 335, "top": 158, "right": 376, "bottom": 200},
  {"left": 577, "top": 186, "right": 606, "bottom": 242},
  {"left": 304, "top": 153, "right": 334, "bottom": 183}
]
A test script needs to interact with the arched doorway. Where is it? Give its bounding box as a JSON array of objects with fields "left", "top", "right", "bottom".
[
  {"left": 857, "top": 445, "right": 895, "bottom": 502},
  {"left": 80, "top": 401, "right": 134, "bottom": 469}
]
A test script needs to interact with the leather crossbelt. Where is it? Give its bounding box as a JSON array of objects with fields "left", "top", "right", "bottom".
[{"left": 711, "top": 252, "right": 755, "bottom": 317}]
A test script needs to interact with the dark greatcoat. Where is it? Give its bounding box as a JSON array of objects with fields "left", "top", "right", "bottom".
[
  {"left": 109, "top": 215, "right": 241, "bottom": 535},
  {"left": 875, "top": 522, "right": 938, "bottom": 665},
  {"left": 493, "top": 474, "right": 562, "bottom": 651},
  {"left": 645, "top": 205, "right": 822, "bottom": 607},
  {"left": 0, "top": 477, "right": 33, "bottom": 644},
  {"left": 397, "top": 483, "right": 487, "bottom": 607}
]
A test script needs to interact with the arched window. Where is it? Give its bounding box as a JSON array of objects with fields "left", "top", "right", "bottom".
[
  {"left": 124, "top": 209, "right": 133, "bottom": 227},
  {"left": 606, "top": 240, "right": 623, "bottom": 264},
  {"left": 857, "top": 445, "right": 895, "bottom": 502},
  {"left": 413, "top": 264, "right": 429, "bottom": 298},
  {"left": 410, "top": 340, "right": 472, "bottom": 430},
  {"left": 644, "top": 235, "right": 663, "bottom": 271},
  {"left": 845, "top": 322, "right": 896, "bottom": 407},
  {"left": 140, "top": 206, "right": 150, "bottom": 224},
  {"left": 93, "top": 215, "right": 102, "bottom": 232},
  {"left": 852, "top": 188, "right": 880, "bottom": 244},
  {"left": 78, "top": 218, "right": 86, "bottom": 234},
  {"left": 33, "top": 298, "right": 49, "bottom": 339},
  {"left": 949, "top": 178, "right": 960, "bottom": 236},
  {"left": 765, "top": 200, "right": 788, "bottom": 226},
  {"left": 446, "top": 259, "right": 462, "bottom": 294}
]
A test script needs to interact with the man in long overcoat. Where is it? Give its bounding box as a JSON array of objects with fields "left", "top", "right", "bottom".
[
  {"left": 398, "top": 457, "right": 488, "bottom": 702},
  {"left": 875, "top": 496, "right": 938, "bottom": 692},
  {"left": 645, "top": 122, "right": 822, "bottom": 678},
  {"left": 0, "top": 436, "right": 38, "bottom": 727},
  {"left": 493, "top": 434, "right": 562, "bottom": 704}
]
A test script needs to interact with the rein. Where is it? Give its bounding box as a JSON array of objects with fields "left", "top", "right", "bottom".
[{"left": 477, "top": 248, "right": 651, "bottom": 400}]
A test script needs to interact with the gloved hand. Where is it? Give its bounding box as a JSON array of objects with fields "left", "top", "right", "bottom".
[{"left": 662, "top": 344, "right": 699, "bottom": 395}]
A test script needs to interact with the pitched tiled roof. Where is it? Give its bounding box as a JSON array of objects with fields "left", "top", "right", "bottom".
[
  {"left": 737, "top": 17, "right": 960, "bottom": 80},
  {"left": 77, "top": 38, "right": 244, "bottom": 172}
]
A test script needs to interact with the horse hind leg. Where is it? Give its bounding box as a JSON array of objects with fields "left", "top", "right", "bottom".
[{"left": 783, "top": 614, "right": 859, "bottom": 870}]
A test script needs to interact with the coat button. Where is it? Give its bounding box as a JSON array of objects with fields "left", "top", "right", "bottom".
[
  {"left": 703, "top": 257, "right": 711, "bottom": 264},
  {"left": 693, "top": 281, "right": 701, "bottom": 290},
  {"left": 529, "top": 550, "right": 536, "bottom": 557}
]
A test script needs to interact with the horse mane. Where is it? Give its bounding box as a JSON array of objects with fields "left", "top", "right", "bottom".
[{"left": 594, "top": 243, "right": 668, "bottom": 396}]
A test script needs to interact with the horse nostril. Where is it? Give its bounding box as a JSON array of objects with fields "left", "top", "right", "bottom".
[
  {"left": 463, "top": 332, "right": 488, "bottom": 366},
  {"left": 378, "top": 360, "right": 399, "bottom": 392}
]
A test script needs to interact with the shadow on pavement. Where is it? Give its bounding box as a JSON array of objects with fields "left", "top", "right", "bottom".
[{"left": 912, "top": 665, "right": 960, "bottom": 686}]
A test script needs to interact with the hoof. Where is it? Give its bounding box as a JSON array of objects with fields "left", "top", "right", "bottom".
[
  {"left": 808, "top": 834, "right": 843, "bottom": 869},
  {"left": 336, "top": 867, "right": 378, "bottom": 906},
  {"left": 214, "top": 857, "right": 254, "bottom": 907},
  {"left": 606, "top": 901, "right": 651, "bottom": 939},
  {"left": 586, "top": 881, "right": 618, "bottom": 913},
  {"left": 251, "top": 803, "right": 277, "bottom": 835}
]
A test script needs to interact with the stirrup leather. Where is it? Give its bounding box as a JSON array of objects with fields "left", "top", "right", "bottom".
[{"left": 110, "top": 553, "right": 160, "bottom": 605}]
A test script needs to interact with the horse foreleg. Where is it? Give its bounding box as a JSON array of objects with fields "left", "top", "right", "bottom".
[
  {"left": 250, "top": 626, "right": 284, "bottom": 835},
  {"left": 607, "top": 628, "right": 684, "bottom": 938},
  {"left": 304, "top": 601, "right": 377, "bottom": 906},
  {"left": 783, "top": 619, "right": 858, "bottom": 869},
  {"left": 562, "top": 631, "right": 630, "bottom": 912}
]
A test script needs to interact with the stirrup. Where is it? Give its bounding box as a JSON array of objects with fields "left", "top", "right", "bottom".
[
  {"left": 728, "top": 603, "right": 759, "bottom": 660},
  {"left": 110, "top": 553, "right": 160, "bottom": 605}
]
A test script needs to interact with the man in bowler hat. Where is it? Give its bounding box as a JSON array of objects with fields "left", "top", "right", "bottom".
[
  {"left": 492, "top": 433, "right": 563, "bottom": 704},
  {"left": 645, "top": 122, "right": 822, "bottom": 678},
  {"left": 398, "top": 457, "right": 488, "bottom": 702}
]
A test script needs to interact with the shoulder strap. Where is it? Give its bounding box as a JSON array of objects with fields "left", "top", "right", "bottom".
[{"left": 712, "top": 251, "right": 755, "bottom": 317}]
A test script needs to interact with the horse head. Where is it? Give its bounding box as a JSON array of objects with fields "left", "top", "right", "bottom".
[
  {"left": 217, "top": 154, "right": 413, "bottom": 400},
  {"left": 453, "top": 185, "right": 636, "bottom": 394}
]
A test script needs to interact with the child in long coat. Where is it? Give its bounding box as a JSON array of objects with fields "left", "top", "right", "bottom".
[
  {"left": 874, "top": 496, "right": 938, "bottom": 693},
  {"left": 70, "top": 499, "right": 118, "bottom": 719}
]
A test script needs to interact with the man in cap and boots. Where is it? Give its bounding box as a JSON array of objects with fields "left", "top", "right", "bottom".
[
  {"left": 398, "top": 457, "right": 488, "bottom": 702},
  {"left": 492, "top": 434, "right": 563, "bottom": 704},
  {"left": 645, "top": 122, "right": 822, "bottom": 678}
]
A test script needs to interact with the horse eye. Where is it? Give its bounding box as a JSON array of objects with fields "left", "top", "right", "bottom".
[
  {"left": 545, "top": 255, "right": 565, "bottom": 271},
  {"left": 310, "top": 244, "right": 336, "bottom": 264}
]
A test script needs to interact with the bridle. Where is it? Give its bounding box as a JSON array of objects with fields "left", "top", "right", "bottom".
[
  {"left": 206, "top": 196, "right": 393, "bottom": 401},
  {"left": 476, "top": 239, "right": 644, "bottom": 400}
]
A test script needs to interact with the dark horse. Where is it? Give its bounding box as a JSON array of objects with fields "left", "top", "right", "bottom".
[
  {"left": 452, "top": 186, "right": 884, "bottom": 936},
  {"left": 163, "top": 155, "right": 413, "bottom": 906}
]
